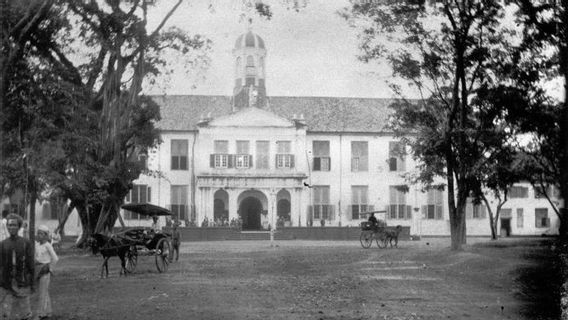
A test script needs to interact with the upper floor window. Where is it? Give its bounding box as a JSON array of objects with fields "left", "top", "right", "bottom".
[
  {"left": 236, "top": 140, "right": 250, "bottom": 154},
  {"left": 125, "top": 184, "right": 151, "bottom": 219},
  {"left": 508, "top": 186, "right": 529, "bottom": 198},
  {"left": 423, "top": 188, "right": 443, "bottom": 220},
  {"left": 276, "top": 141, "right": 294, "bottom": 168},
  {"left": 388, "top": 186, "right": 411, "bottom": 220},
  {"left": 313, "top": 141, "right": 330, "bottom": 171},
  {"left": 351, "top": 141, "right": 368, "bottom": 172},
  {"left": 388, "top": 141, "right": 406, "bottom": 172},
  {"left": 235, "top": 140, "right": 251, "bottom": 168},
  {"left": 256, "top": 141, "right": 269, "bottom": 169},
  {"left": 351, "top": 186, "right": 370, "bottom": 220},
  {"left": 171, "top": 140, "right": 188, "bottom": 170}
]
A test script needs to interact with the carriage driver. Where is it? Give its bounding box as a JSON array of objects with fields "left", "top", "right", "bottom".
[
  {"left": 368, "top": 212, "right": 379, "bottom": 232},
  {"left": 150, "top": 215, "right": 161, "bottom": 233}
]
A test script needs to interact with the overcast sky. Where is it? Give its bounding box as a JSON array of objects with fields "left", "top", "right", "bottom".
[{"left": 144, "top": 0, "right": 410, "bottom": 99}]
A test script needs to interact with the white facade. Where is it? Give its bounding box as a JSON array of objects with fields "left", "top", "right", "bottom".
[{"left": 122, "top": 30, "right": 560, "bottom": 237}]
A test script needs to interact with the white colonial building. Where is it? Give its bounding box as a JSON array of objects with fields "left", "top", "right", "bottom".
[{"left": 119, "top": 30, "right": 560, "bottom": 237}]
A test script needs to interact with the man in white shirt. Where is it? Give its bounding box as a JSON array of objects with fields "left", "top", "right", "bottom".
[{"left": 0, "top": 210, "right": 9, "bottom": 241}]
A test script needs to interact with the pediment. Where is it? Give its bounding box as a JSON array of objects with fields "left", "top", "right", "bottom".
[{"left": 208, "top": 107, "right": 293, "bottom": 127}]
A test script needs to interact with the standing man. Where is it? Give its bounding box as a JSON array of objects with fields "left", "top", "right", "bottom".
[{"left": 0, "top": 214, "right": 34, "bottom": 320}]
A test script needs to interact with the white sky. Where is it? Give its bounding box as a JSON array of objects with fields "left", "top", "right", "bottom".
[{"left": 144, "top": 0, "right": 408, "bottom": 99}]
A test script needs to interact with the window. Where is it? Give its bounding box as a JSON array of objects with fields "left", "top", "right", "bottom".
[
  {"left": 517, "top": 208, "right": 524, "bottom": 228},
  {"left": 171, "top": 140, "right": 188, "bottom": 170},
  {"left": 313, "top": 141, "right": 330, "bottom": 171},
  {"left": 466, "top": 198, "right": 486, "bottom": 219},
  {"left": 125, "top": 184, "right": 151, "bottom": 219},
  {"left": 351, "top": 186, "right": 371, "bottom": 220},
  {"left": 508, "top": 186, "right": 529, "bottom": 198},
  {"left": 535, "top": 208, "right": 550, "bottom": 228},
  {"left": 351, "top": 141, "right": 368, "bottom": 171},
  {"left": 256, "top": 141, "right": 269, "bottom": 169},
  {"left": 276, "top": 141, "right": 294, "bottom": 168},
  {"left": 311, "top": 186, "right": 334, "bottom": 220},
  {"left": 236, "top": 141, "right": 251, "bottom": 168},
  {"left": 388, "top": 186, "right": 411, "bottom": 219},
  {"left": 388, "top": 141, "right": 406, "bottom": 172},
  {"left": 170, "top": 185, "right": 188, "bottom": 222},
  {"left": 246, "top": 55, "right": 255, "bottom": 75},
  {"left": 423, "top": 189, "right": 443, "bottom": 219},
  {"left": 42, "top": 203, "right": 57, "bottom": 220},
  {"left": 212, "top": 140, "right": 229, "bottom": 168}
]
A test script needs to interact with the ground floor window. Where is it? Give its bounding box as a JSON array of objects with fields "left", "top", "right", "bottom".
[
  {"left": 171, "top": 185, "right": 188, "bottom": 222},
  {"left": 351, "top": 186, "right": 369, "bottom": 220},
  {"left": 516, "top": 208, "right": 524, "bottom": 229},
  {"left": 535, "top": 208, "right": 550, "bottom": 228},
  {"left": 125, "top": 184, "right": 151, "bottom": 220}
]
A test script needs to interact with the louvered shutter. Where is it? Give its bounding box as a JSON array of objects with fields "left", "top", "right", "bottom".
[
  {"left": 290, "top": 155, "right": 295, "bottom": 168},
  {"left": 210, "top": 154, "right": 215, "bottom": 167},
  {"left": 421, "top": 205, "right": 427, "bottom": 219},
  {"left": 147, "top": 187, "right": 152, "bottom": 203},
  {"left": 248, "top": 155, "right": 253, "bottom": 168},
  {"left": 228, "top": 155, "right": 234, "bottom": 168},
  {"left": 406, "top": 205, "right": 412, "bottom": 220},
  {"left": 313, "top": 158, "right": 321, "bottom": 171}
]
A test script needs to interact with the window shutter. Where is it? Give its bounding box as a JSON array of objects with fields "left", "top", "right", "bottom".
[
  {"left": 180, "top": 156, "right": 187, "bottom": 170},
  {"left": 351, "top": 205, "right": 359, "bottom": 220},
  {"left": 228, "top": 155, "right": 234, "bottom": 168},
  {"left": 466, "top": 202, "right": 473, "bottom": 219},
  {"left": 385, "top": 205, "right": 390, "bottom": 220},
  {"left": 421, "top": 205, "right": 427, "bottom": 219},
  {"left": 313, "top": 158, "right": 321, "bottom": 171},
  {"left": 275, "top": 156, "right": 279, "bottom": 168},
  {"left": 330, "top": 205, "right": 335, "bottom": 221},
  {"left": 210, "top": 154, "right": 215, "bottom": 167},
  {"left": 248, "top": 155, "right": 253, "bottom": 168},
  {"left": 436, "top": 205, "right": 443, "bottom": 220},
  {"left": 147, "top": 187, "right": 152, "bottom": 203},
  {"left": 328, "top": 157, "right": 331, "bottom": 171},
  {"left": 389, "top": 157, "right": 397, "bottom": 171},
  {"left": 290, "top": 155, "right": 295, "bottom": 168},
  {"left": 406, "top": 205, "right": 412, "bottom": 220}
]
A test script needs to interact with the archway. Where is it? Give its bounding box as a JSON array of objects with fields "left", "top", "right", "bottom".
[
  {"left": 213, "top": 189, "right": 229, "bottom": 225},
  {"left": 239, "top": 197, "right": 263, "bottom": 230}
]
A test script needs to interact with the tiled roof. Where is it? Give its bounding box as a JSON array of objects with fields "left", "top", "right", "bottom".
[{"left": 151, "top": 95, "right": 395, "bottom": 133}]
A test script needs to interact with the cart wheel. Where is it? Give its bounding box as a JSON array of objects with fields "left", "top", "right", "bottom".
[
  {"left": 155, "top": 238, "right": 170, "bottom": 273},
  {"left": 360, "top": 232, "right": 373, "bottom": 249},
  {"left": 125, "top": 246, "right": 137, "bottom": 273},
  {"left": 376, "top": 233, "right": 387, "bottom": 249}
]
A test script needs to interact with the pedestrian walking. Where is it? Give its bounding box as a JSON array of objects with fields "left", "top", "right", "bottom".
[
  {"left": 34, "top": 225, "right": 59, "bottom": 320},
  {"left": 0, "top": 214, "right": 34, "bottom": 320}
]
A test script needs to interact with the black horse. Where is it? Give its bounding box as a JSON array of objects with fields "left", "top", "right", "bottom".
[{"left": 89, "top": 233, "right": 132, "bottom": 278}]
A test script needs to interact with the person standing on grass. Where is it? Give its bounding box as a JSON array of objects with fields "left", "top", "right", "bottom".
[
  {"left": 0, "top": 214, "right": 34, "bottom": 320},
  {"left": 34, "top": 225, "right": 59, "bottom": 320},
  {"left": 171, "top": 221, "right": 181, "bottom": 262}
]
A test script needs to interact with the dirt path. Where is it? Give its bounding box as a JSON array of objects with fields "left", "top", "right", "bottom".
[{"left": 49, "top": 237, "right": 558, "bottom": 320}]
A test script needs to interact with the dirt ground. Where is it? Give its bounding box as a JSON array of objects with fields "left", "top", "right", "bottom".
[{"left": 47, "top": 237, "right": 558, "bottom": 320}]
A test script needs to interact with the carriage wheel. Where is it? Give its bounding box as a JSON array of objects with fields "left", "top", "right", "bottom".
[
  {"left": 360, "top": 232, "right": 373, "bottom": 249},
  {"left": 125, "top": 246, "right": 138, "bottom": 273},
  {"left": 155, "top": 238, "right": 170, "bottom": 273},
  {"left": 376, "top": 233, "right": 388, "bottom": 249}
]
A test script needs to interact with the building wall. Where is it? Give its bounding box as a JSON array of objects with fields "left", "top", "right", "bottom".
[{"left": 126, "top": 126, "right": 561, "bottom": 237}]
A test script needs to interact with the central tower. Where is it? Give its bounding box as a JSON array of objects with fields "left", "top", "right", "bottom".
[{"left": 232, "top": 29, "right": 267, "bottom": 111}]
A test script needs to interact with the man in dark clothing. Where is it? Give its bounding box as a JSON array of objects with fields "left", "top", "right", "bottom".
[
  {"left": 368, "top": 212, "right": 378, "bottom": 231},
  {"left": 0, "top": 214, "right": 34, "bottom": 320}
]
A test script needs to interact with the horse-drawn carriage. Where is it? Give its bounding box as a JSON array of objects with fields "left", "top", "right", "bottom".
[
  {"left": 359, "top": 210, "right": 401, "bottom": 249},
  {"left": 90, "top": 203, "right": 173, "bottom": 277}
]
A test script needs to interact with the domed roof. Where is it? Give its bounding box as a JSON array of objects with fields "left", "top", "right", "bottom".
[{"left": 234, "top": 31, "right": 265, "bottom": 49}]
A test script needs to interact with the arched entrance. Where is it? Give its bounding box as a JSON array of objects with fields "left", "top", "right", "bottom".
[{"left": 239, "top": 197, "right": 263, "bottom": 230}]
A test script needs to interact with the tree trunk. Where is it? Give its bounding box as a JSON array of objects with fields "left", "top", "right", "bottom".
[{"left": 54, "top": 204, "right": 73, "bottom": 236}]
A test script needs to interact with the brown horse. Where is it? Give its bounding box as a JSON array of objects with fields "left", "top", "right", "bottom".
[{"left": 89, "top": 233, "right": 132, "bottom": 278}]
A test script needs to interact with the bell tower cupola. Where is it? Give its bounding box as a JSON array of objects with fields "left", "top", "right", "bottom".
[{"left": 232, "top": 25, "right": 267, "bottom": 111}]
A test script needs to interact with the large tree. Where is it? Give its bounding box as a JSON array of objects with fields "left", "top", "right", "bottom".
[{"left": 342, "top": 0, "right": 515, "bottom": 250}]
